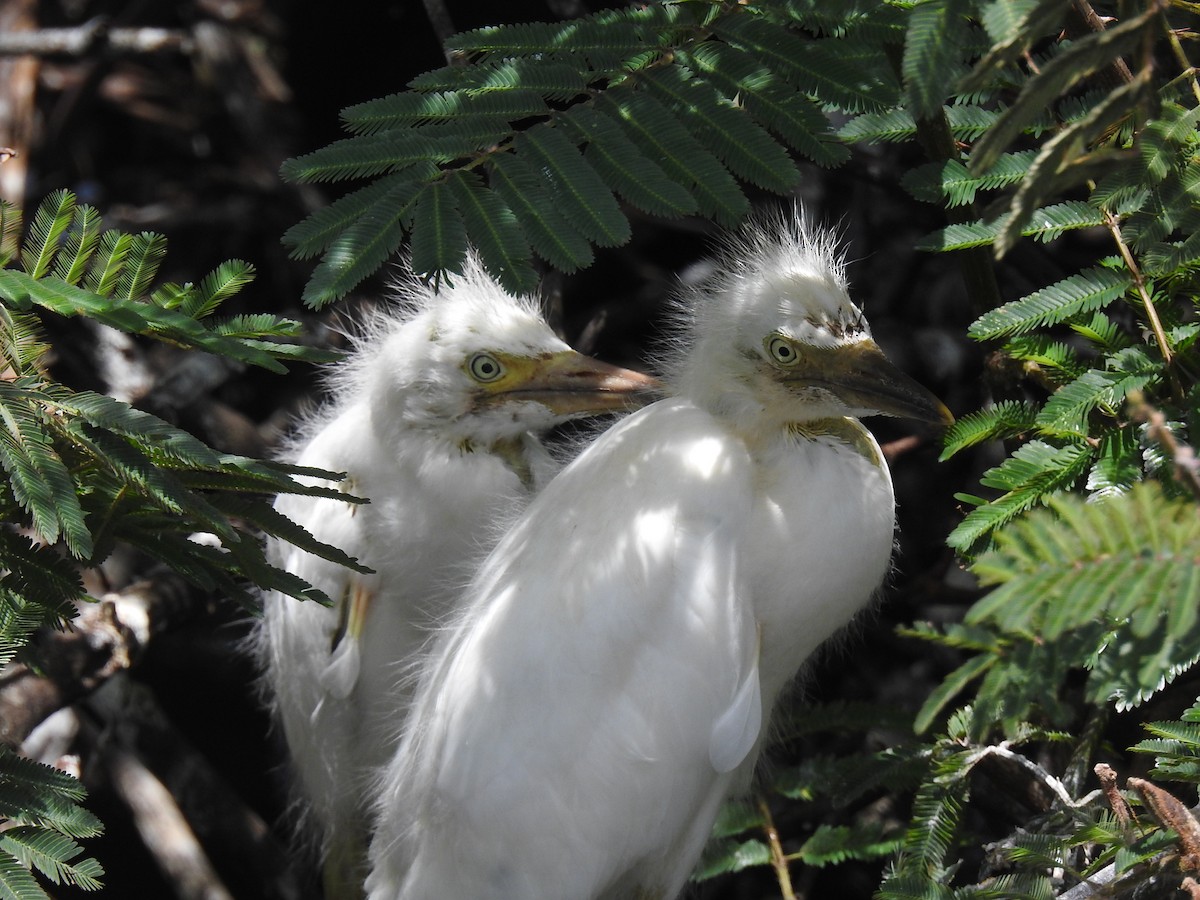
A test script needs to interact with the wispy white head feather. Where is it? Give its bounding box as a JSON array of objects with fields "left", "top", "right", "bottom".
[
  {"left": 320, "top": 253, "right": 576, "bottom": 447},
  {"left": 664, "top": 206, "right": 867, "bottom": 424}
]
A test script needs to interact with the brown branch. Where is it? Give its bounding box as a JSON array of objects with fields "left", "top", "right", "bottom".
[
  {"left": 1128, "top": 778, "right": 1200, "bottom": 871},
  {"left": 84, "top": 678, "right": 316, "bottom": 900},
  {"left": 0, "top": 569, "right": 211, "bottom": 748},
  {"left": 1066, "top": 0, "right": 1135, "bottom": 89},
  {"left": 105, "top": 742, "right": 236, "bottom": 900},
  {"left": 1130, "top": 396, "right": 1200, "bottom": 503},
  {"left": 0, "top": 20, "right": 192, "bottom": 57}
]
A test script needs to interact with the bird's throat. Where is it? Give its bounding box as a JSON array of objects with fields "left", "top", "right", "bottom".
[
  {"left": 785, "top": 417, "right": 881, "bottom": 467},
  {"left": 460, "top": 435, "right": 535, "bottom": 490}
]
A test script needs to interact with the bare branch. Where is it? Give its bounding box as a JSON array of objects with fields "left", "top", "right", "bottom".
[{"left": 0, "top": 20, "right": 192, "bottom": 57}]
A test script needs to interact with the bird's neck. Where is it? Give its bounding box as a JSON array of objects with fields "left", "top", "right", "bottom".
[{"left": 457, "top": 434, "right": 536, "bottom": 490}]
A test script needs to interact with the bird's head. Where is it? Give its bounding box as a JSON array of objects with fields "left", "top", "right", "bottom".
[
  {"left": 350, "top": 254, "right": 659, "bottom": 448},
  {"left": 672, "top": 208, "right": 952, "bottom": 431}
]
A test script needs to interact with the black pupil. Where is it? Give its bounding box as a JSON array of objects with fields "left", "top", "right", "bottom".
[
  {"left": 478, "top": 359, "right": 496, "bottom": 376},
  {"left": 777, "top": 344, "right": 792, "bottom": 358}
]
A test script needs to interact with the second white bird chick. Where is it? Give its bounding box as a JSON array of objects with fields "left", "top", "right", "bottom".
[
  {"left": 258, "top": 253, "right": 658, "bottom": 897},
  {"left": 366, "top": 209, "right": 951, "bottom": 900}
]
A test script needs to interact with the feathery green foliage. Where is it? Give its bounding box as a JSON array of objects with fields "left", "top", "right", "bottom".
[
  {"left": 0, "top": 192, "right": 367, "bottom": 897},
  {"left": 0, "top": 747, "right": 103, "bottom": 895},
  {"left": 281, "top": 0, "right": 900, "bottom": 303}
]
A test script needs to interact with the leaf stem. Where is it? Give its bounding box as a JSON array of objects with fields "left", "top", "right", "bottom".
[
  {"left": 757, "top": 795, "right": 797, "bottom": 900},
  {"left": 1101, "top": 210, "right": 1182, "bottom": 400}
]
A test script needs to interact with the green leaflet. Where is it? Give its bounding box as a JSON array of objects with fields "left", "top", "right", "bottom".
[
  {"left": 639, "top": 67, "right": 800, "bottom": 193},
  {"left": 940, "top": 400, "right": 1040, "bottom": 460},
  {"left": 968, "top": 267, "right": 1132, "bottom": 339},
  {"left": 410, "top": 179, "right": 468, "bottom": 282},
  {"left": 902, "top": 0, "right": 974, "bottom": 120},
  {"left": 598, "top": 91, "right": 748, "bottom": 226},
  {"left": 20, "top": 190, "right": 74, "bottom": 281},
  {"left": 446, "top": 170, "right": 540, "bottom": 294},
  {"left": 561, "top": 105, "right": 698, "bottom": 218},
  {"left": 917, "top": 201, "right": 1106, "bottom": 252},
  {"left": 489, "top": 152, "right": 595, "bottom": 273},
  {"left": 516, "top": 125, "right": 630, "bottom": 247}
]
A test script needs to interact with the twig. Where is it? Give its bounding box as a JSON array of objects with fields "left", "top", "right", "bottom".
[
  {"left": 1094, "top": 762, "right": 1133, "bottom": 830},
  {"left": 1066, "top": 0, "right": 1135, "bottom": 88},
  {"left": 1130, "top": 396, "right": 1200, "bottom": 503},
  {"left": 0, "top": 20, "right": 192, "bottom": 56},
  {"left": 104, "top": 743, "right": 236, "bottom": 900},
  {"left": 420, "top": 0, "right": 458, "bottom": 64},
  {"left": 85, "top": 677, "right": 315, "bottom": 900},
  {"left": 1101, "top": 210, "right": 1182, "bottom": 400},
  {"left": 756, "top": 795, "right": 797, "bottom": 900}
]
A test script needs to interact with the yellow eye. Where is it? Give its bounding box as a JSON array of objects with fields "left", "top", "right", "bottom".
[
  {"left": 765, "top": 334, "right": 799, "bottom": 367},
  {"left": 467, "top": 352, "right": 505, "bottom": 383}
]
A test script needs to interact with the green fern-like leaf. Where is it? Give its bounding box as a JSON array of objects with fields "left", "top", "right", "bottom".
[
  {"left": 114, "top": 233, "right": 167, "bottom": 303},
  {"left": 678, "top": 42, "right": 849, "bottom": 168},
  {"left": 1034, "top": 370, "right": 1134, "bottom": 437},
  {"left": 968, "top": 266, "right": 1131, "bottom": 339},
  {"left": 639, "top": 67, "right": 800, "bottom": 193},
  {"left": 20, "top": 191, "right": 75, "bottom": 282},
  {"left": 899, "top": 773, "right": 964, "bottom": 874},
  {"left": 918, "top": 201, "right": 1107, "bottom": 252},
  {"left": 947, "top": 439, "right": 1094, "bottom": 552},
  {"left": 560, "top": 105, "right": 698, "bottom": 220},
  {"left": 1086, "top": 427, "right": 1142, "bottom": 500},
  {"left": 0, "top": 201, "right": 22, "bottom": 268},
  {"left": 0, "top": 388, "right": 91, "bottom": 556},
  {"left": 341, "top": 89, "right": 552, "bottom": 136},
  {"left": 49, "top": 204, "right": 101, "bottom": 287},
  {"left": 0, "top": 827, "right": 104, "bottom": 890},
  {"left": 901, "top": 0, "right": 973, "bottom": 120},
  {"left": 901, "top": 151, "right": 1037, "bottom": 207},
  {"left": 408, "top": 58, "right": 590, "bottom": 101},
  {"left": 691, "top": 837, "right": 771, "bottom": 881},
  {"left": 967, "top": 485, "right": 1200, "bottom": 698},
  {"left": 298, "top": 174, "right": 428, "bottom": 308},
  {"left": 840, "top": 104, "right": 1001, "bottom": 145},
  {"left": 599, "top": 91, "right": 749, "bottom": 226},
  {"left": 81, "top": 230, "right": 132, "bottom": 297},
  {"left": 489, "top": 153, "right": 595, "bottom": 273},
  {"left": 184, "top": 260, "right": 256, "bottom": 319},
  {"left": 995, "top": 79, "right": 1153, "bottom": 258},
  {"left": 968, "top": 6, "right": 1158, "bottom": 175},
  {"left": 446, "top": 171, "right": 539, "bottom": 293},
  {"left": 410, "top": 179, "right": 468, "bottom": 283},
  {"left": 940, "top": 400, "right": 1041, "bottom": 460},
  {"left": 518, "top": 126, "right": 630, "bottom": 248},
  {"left": 713, "top": 14, "right": 896, "bottom": 114},
  {"left": 798, "top": 822, "right": 903, "bottom": 867}
]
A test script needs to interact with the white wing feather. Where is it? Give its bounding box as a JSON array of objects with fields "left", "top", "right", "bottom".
[{"left": 368, "top": 398, "right": 762, "bottom": 900}]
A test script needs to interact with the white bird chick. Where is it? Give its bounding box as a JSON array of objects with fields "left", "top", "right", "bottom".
[
  {"left": 258, "top": 252, "right": 658, "bottom": 897},
  {"left": 366, "top": 209, "right": 952, "bottom": 900}
]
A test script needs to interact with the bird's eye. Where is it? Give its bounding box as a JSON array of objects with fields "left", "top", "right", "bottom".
[
  {"left": 467, "top": 352, "right": 505, "bottom": 383},
  {"left": 765, "top": 335, "right": 799, "bottom": 367}
]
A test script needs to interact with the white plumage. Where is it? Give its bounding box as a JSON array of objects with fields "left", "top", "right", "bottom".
[
  {"left": 365, "top": 210, "right": 951, "bottom": 900},
  {"left": 257, "top": 253, "right": 657, "bottom": 895}
]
